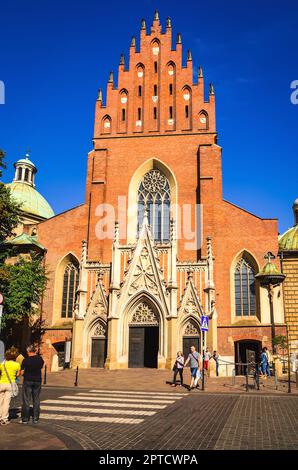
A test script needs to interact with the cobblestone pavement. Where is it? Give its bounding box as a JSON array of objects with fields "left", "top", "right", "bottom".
[
  {"left": 2, "top": 386, "right": 297, "bottom": 451},
  {"left": 43, "top": 368, "right": 298, "bottom": 395}
]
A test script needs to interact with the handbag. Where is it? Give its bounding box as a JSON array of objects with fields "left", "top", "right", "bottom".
[
  {"left": 3, "top": 361, "right": 19, "bottom": 398},
  {"left": 172, "top": 361, "right": 177, "bottom": 372},
  {"left": 194, "top": 369, "right": 201, "bottom": 387}
]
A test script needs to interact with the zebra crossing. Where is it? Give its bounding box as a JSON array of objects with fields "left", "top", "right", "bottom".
[{"left": 40, "top": 389, "right": 187, "bottom": 425}]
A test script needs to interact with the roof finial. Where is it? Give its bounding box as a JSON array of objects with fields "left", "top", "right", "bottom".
[
  {"left": 25, "top": 148, "right": 31, "bottom": 159},
  {"left": 166, "top": 17, "right": 171, "bottom": 28},
  {"left": 198, "top": 65, "right": 203, "bottom": 78},
  {"left": 130, "top": 36, "right": 136, "bottom": 47},
  {"left": 187, "top": 50, "right": 192, "bottom": 61},
  {"left": 120, "top": 53, "right": 125, "bottom": 65},
  {"left": 108, "top": 71, "right": 114, "bottom": 83},
  {"left": 209, "top": 83, "right": 215, "bottom": 95},
  {"left": 177, "top": 32, "right": 182, "bottom": 44},
  {"left": 141, "top": 18, "right": 146, "bottom": 29},
  {"left": 97, "top": 88, "right": 103, "bottom": 101},
  {"left": 154, "top": 9, "right": 159, "bottom": 21},
  {"left": 293, "top": 198, "right": 298, "bottom": 226}
]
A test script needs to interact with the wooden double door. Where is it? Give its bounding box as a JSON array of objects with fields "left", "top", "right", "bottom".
[
  {"left": 91, "top": 338, "right": 107, "bottom": 368},
  {"left": 183, "top": 336, "right": 200, "bottom": 360},
  {"left": 128, "top": 326, "right": 159, "bottom": 368}
]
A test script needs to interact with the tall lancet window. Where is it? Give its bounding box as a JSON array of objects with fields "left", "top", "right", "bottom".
[
  {"left": 137, "top": 169, "right": 170, "bottom": 242},
  {"left": 234, "top": 257, "right": 256, "bottom": 316},
  {"left": 61, "top": 262, "right": 79, "bottom": 318}
]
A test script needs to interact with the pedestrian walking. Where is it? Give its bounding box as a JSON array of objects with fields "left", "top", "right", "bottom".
[
  {"left": 184, "top": 346, "right": 202, "bottom": 391},
  {"left": 203, "top": 347, "right": 212, "bottom": 373},
  {"left": 171, "top": 351, "right": 184, "bottom": 387},
  {"left": 212, "top": 350, "right": 219, "bottom": 377},
  {"left": 0, "top": 348, "right": 21, "bottom": 425},
  {"left": 264, "top": 347, "right": 271, "bottom": 377},
  {"left": 260, "top": 348, "right": 268, "bottom": 379},
  {"left": 20, "top": 345, "right": 44, "bottom": 424}
]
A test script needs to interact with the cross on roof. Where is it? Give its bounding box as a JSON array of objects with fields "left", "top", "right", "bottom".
[{"left": 264, "top": 251, "right": 275, "bottom": 263}]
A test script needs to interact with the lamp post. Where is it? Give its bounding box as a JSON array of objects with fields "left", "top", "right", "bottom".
[{"left": 255, "top": 252, "right": 286, "bottom": 354}]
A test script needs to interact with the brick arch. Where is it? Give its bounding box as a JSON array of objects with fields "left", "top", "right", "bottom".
[
  {"left": 127, "top": 158, "right": 178, "bottom": 243},
  {"left": 52, "top": 252, "right": 80, "bottom": 325}
]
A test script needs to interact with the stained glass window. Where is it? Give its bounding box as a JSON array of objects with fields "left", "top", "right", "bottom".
[
  {"left": 61, "top": 262, "right": 79, "bottom": 318},
  {"left": 234, "top": 258, "right": 256, "bottom": 316},
  {"left": 137, "top": 169, "right": 171, "bottom": 242}
]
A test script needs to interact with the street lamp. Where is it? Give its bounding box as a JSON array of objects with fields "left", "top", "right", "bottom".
[{"left": 255, "top": 252, "right": 286, "bottom": 354}]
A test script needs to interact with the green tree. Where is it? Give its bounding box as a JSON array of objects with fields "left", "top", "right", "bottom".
[
  {"left": 0, "top": 149, "right": 21, "bottom": 247},
  {"left": 1, "top": 255, "right": 47, "bottom": 325}
]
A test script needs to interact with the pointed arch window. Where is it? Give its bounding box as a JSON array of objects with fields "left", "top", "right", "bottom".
[
  {"left": 234, "top": 258, "right": 256, "bottom": 316},
  {"left": 137, "top": 169, "right": 170, "bottom": 242},
  {"left": 61, "top": 262, "right": 79, "bottom": 318}
]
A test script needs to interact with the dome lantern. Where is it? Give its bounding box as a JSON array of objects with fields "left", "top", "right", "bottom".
[
  {"left": 293, "top": 198, "right": 298, "bottom": 226},
  {"left": 279, "top": 198, "right": 298, "bottom": 251},
  {"left": 7, "top": 152, "right": 54, "bottom": 220},
  {"left": 13, "top": 151, "right": 37, "bottom": 187}
]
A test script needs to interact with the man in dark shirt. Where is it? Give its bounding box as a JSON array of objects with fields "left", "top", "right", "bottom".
[{"left": 20, "top": 345, "right": 44, "bottom": 424}]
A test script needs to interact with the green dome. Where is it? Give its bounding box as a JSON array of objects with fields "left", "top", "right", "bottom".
[
  {"left": 258, "top": 261, "right": 281, "bottom": 276},
  {"left": 279, "top": 225, "right": 298, "bottom": 251},
  {"left": 6, "top": 181, "right": 54, "bottom": 219}
]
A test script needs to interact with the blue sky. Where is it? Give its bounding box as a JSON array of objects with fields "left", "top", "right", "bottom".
[{"left": 0, "top": 0, "right": 297, "bottom": 234}]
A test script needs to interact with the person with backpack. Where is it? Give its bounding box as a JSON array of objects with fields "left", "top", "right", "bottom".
[
  {"left": 171, "top": 351, "right": 184, "bottom": 387},
  {"left": 20, "top": 345, "right": 44, "bottom": 424},
  {"left": 0, "top": 348, "right": 21, "bottom": 425},
  {"left": 184, "top": 345, "right": 202, "bottom": 391}
]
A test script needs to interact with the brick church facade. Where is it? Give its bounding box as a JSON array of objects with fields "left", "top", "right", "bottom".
[{"left": 36, "top": 13, "right": 285, "bottom": 371}]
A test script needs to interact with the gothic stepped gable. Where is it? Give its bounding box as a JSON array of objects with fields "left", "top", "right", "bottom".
[
  {"left": 178, "top": 271, "right": 204, "bottom": 319},
  {"left": 118, "top": 213, "right": 170, "bottom": 317},
  {"left": 94, "top": 14, "right": 215, "bottom": 137},
  {"left": 85, "top": 274, "right": 108, "bottom": 323}
]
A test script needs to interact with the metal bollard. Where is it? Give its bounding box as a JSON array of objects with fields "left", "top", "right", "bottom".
[
  {"left": 202, "top": 367, "right": 205, "bottom": 391},
  {"left": 74, "top": 366, "right": 79, "bottom": 387},
  {"left": 273, "top": 363, "right": 278, "bottom": 391},
  {"left": 232, "top": 368, "right": 236, "bottom": 386},
  {"left": 43, "top": 365, "right": 47, "bottom": 385},
  {"left": 256, "top": 366, "right": 260, "bottom": 391},
  {"left": 296, "top": 370, "right": 298, "bottom": 389},
  {"left": 245, "top": 369, "right": 249, "bottom": 392}
]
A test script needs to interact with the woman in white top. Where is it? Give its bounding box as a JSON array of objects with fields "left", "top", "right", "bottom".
[{"left": 171, "top": 351, "right": 184, "bottom": 387}]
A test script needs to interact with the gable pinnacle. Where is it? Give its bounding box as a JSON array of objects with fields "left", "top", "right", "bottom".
[
  {"left": 166, "top": 17, "right": 171, "bottom": 28},
  {"left": 209, "top": 83, "right": 215, "bottom": 95},
  {"left": 141, "top": 18, "right": 146, "bottom": 29},
  {"left": 198, "top": 65, "right": 203, "bottom": 78},
  {"left": 97, "top": 88, "right": 102, "bottom": 101},
  {"left": 154, "top": 9, "right": 159, "bottom": 21},
  {"left": 108, "top": 71, "right": 114, "bottom": 83},
  {"left": 120, "top": 53, "right": 125, "bottom": 65},
  {"left": 177, "top": 32, "right": 182, "bottom": 44},
  {"left": 131, "top": 36, "right": 136, "bottom": 47},
  {"left": 187, "top": 50, "right": 192, "bottom": 61}
]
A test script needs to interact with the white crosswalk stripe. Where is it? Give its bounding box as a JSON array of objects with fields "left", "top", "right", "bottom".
[
  {"left": 41, "top": 414, "right": 144, "bottom": 424},
  {"left": 41, "top": 389, "right": 185, "bottom": 425},
  {"left": 88, "top": 389, "right": 186, "bottom": 396},
  {"left": 72, "top": 394, "right": 176, "bottom": 404},
  {"left": 42, "top": 399, "right": 168, "bottom": 409},
  {"left": 41, "top": 405, "right": 155, "bottom": 416}
]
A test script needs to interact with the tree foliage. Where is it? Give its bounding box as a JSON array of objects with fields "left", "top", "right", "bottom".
[
  {"left": 0, "top": 149, "right": 22, "bottom": 246},
  {"left": 1, "top": 255, "right": 47, "bottom": 325}
]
